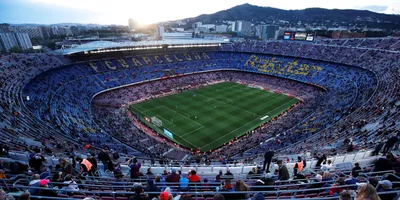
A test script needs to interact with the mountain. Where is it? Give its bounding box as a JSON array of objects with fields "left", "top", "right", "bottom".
[{"left": 185, "top": 3, "right": 400, "bottom": 29}]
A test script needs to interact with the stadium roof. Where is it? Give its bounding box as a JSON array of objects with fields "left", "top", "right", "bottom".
[{"left": 54, "top": 39, "right": 230, "bottom": 55}]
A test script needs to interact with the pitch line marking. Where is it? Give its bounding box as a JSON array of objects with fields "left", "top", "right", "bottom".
[
  {"left": 195, "top": 93, "right": 256, "bottom": 116},
  {"left": 199, "top": 98, "right": 298, "bottom": 150},
  {"left": 161, "top": 106, "right": 204, "bottom": 128}
]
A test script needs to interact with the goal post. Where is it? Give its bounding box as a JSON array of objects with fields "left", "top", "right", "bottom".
[{"left": 151, "top": 116, "right": 163, "bottom": 127}]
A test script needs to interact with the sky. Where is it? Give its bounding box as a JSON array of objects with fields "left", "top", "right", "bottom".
[{"left": 0, "top": 0, "right": 400, "bottom": 25}]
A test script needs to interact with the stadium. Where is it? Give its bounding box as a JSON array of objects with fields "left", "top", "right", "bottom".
[{"left": 0, "top": 37, "right": 399, "bottom": 200}]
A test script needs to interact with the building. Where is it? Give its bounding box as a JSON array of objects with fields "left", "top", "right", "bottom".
[
  {"left": 215, "top": 25, "right": 227, "bottom": 33},
  {"left": 16, "top": 26, "right": 44, "bottom": 39},
  {"left": 14, "top": 32, "right": 32, "bottom": 50},
  {"left": 259, "top": 25, "right": 279, "bottom": 40},
  {"left": 235, "top": 21, "right": 252, "bottom": 36},
  {"left": 228, "top": 21, "right": 236, "bottom": 32},
  {"left": 162, "top": 32, "right": 193, "bottom": 40},
  {"left": 0, "top": 32, "right": 19, "bottom": 52},
  {"left": 128, "top": 19, "right": 139, "bottom": 31},
  {"left": 57, "top": 26, "right": 73, "bottom": 36},
  {"left": 40, "top": 26, "right": 51, "bottom": 38},
  {"left": 192, "top": 22, "right": 203, "bottom": 29},
  {"left": 155, "top": 25, "right": 165, "bottom": 40},
  {"left": 0, "top": 32, "right": 33, "bottom": 52},
  {"left": 195, "top": 24, "right": 216, "bottom": 33}
]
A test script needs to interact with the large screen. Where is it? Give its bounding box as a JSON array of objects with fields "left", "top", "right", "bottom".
[
  {"left": 283, "top": 31, "right": 295, "bottom": 40},
  {"left": 295, "top": 32, "right": 307, "bottom": 41},
  {"left": 306, "top": 34, "right": 314, "bottom": 41}
]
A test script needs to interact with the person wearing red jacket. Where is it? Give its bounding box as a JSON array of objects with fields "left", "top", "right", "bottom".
[{"left": 188, "top": 170, "right": 200, "bottom": 182}]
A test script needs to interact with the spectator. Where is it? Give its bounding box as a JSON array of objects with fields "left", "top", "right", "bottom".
[
  {"left": 128, "top": 157, "right": 141, "bottom": 179},
  {"left": 215, "top": 170, "right": 223, "bottom": 182},
  {"left": 159, "top": 191, "right": 172, "bottom": 200},
  {"left": 339, "top": 190, "right": 352, "bottom": 200},
  {"left": 344, "top": 172, "right": 359, "bottom": 190},
  {"left": 29, "top": 153, "right": 45, "bottom": 172},
  {"left": 371, "top": 138, "right": 385, "bottom": 156},
  {"left": 255, "top": 173, "right": 274, "bottom": 191},
  {"left": 247, "top": 167, "right": 258, "bottom": 178},
  {"left": 374, "top": 154, "right": 394, "bottom": 173},
  {"left": 38, "top": 165, "right": 50, "bottom": 179},
  {"left": 322, "top": 171, "right": 333, "bottom": 181},
  {"left": 234, "top": 180, "right": 249, "bottom": 199},
  {"left": 19, "top": 192, "right": 30, "bottom": 200},
  {"left": 293, "top": 156, "right": 304, "bottom": 176},
  {"left": 144, "top": 179, "right": 161, "bottom": 198},
  {"left": 356, "top": 183, "right": 380, "bottom": 200},
  {"left": 0, "top": 170, "right": 6, "bottom": 179},
  {"left": 155, "top": 175, "right": 166, "bottom": 191},
  {"left": 352, "top": 162, "right": 362, "bottom": 178},
  {"left": 86, "top": 153, "right": 97, "bottom": 176},
  {"left": 146, "top": 167, "right": 154, "bottom": 176},
  {"left": 58, "top": 158, "right": 73, "bottom": 177},
  {"left": 98, "top": 148, "right": 111, "bottom": 171},
  {"left": 166, "top": 168, "right": 179, "bottom": 182},
  {"left": 28, "top": 174, "right": 41, "bottom": 195},
  {"left": 330, "top": 178, "right": 345, "bottom": 196},
  {"left": 224, "top": 169, "right": 233, "bottom": 179},
  {"left": 188, "top": 170, "right": 200, "bottom": 182},
  {"left": 62, "top": 174, "right": 79, "bottom": 191},
  {"left": 277, "top": 160, "right": 289, "bottom": 180},
  {"left": 179, "top": 173, "right": 189, "bottom": 191},
  {"left": 220, "top": 179, "right": 235, "bottom": 192},
  {"left": 315, "top": 153, "right": 327, "bottom": 169},
  {"left": 262, "top": 148, "right": 274, "bottom": 172},
  {"left": 75, "top": 157, "right": 92, "bottom": 174},
  {"left": 202, "top": 178, "right": 210, "bottom": 190},
  {"left": 383, "top": 133, "right": 398, "bottom": 155},
  {"left": 129, "top": 184, "right": 149, "bottom": 200},
  {"left": 0, "top": 189, "right": 14, "bottom": 200},
  {"left": 306, "top": 174, "right": 325, "bottom": 194},
  {"left": 38, "top": 179, "right": 58, "bottom": 197},
  {"left": 252, "top": 193, "right": 265, "bottom": 200},
  {"left": 219, "top": 179, "right": 235, "bottom": 199},
  {"left": 377, "top": 180, "right": 397, "bottom": 200},
  {"left": 321, "top": 160, "right": 332, "bottom": 171},
  {"left": 213, "top": 194, "right": 225, "bottom": 200}
]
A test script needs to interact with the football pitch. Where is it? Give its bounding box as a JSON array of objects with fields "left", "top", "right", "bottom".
[{"left": 129, "top": 82, "right": 298, "bottom": 152}]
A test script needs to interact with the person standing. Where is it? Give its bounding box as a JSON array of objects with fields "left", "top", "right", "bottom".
[
  {"left": 382, "top": 133, "right": 398, "bottom": 155},
  {"left": 277, "top": 160, "right": 290, "bottom": 181},
  {"left": 293, "top": 157, "right": 304, "bottom": 176},
  {"left": 128, "top": 157, "right": 141, "bottom": 179},
  {"left": 315, "top": 153, "right": 327, "bottom": 169},
  {"left": 263, "top": 148, "right": 274, "bottom": 172},
  {"left": 86, "top": 153, "right": 97, "bottom": 176},
  {"left": 98, "top": 148, "right": 111, "bottom": 172}
]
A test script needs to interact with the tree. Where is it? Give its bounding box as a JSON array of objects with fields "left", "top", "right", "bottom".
[{"left": 9, "top": 46, "right": 21, "bottom": 53}]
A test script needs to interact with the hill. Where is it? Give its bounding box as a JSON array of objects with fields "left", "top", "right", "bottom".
[{"left": 186, "top": 3, "right": 400, "bottom": 29}]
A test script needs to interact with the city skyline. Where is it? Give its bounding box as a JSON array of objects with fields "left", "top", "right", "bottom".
[{"left": 1, "top": 0, "right": 400, "bottom": 25}]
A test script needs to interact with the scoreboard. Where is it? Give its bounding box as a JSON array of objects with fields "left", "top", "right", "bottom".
[{"left": 283, "top": 31, "right": 314, "bottom": 42}]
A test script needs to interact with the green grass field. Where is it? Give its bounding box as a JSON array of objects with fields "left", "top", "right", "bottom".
[{"left": 129, "top": 82, "right": 298, "bottom": 152}]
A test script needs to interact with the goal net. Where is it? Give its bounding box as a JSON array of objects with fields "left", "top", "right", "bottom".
[{"left": 151, "top": 116, "right": 163, "bottom": 127}]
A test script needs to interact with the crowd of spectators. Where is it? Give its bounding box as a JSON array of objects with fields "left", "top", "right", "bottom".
[
  {"left": 0, "top": 37, "right": 399, "bottom": 199},
  {"left": 0, "top": 147, "right": 399, "bottom": 199}
]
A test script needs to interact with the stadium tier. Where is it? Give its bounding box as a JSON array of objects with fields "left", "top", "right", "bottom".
[{"left": 0, "top": 38, "right": 399, "bottom": 199}]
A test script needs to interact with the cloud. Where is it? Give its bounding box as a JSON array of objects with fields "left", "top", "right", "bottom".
[{"left": 357, "top": 5, "right": 389, "bottom": 12}]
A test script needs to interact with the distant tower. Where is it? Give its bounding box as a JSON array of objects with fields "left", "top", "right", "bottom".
[
  {"left": 128, "top": 19, "right": 139, "bottom": 31},
  {"left": 155, "top": 25, "right": 164, "bottom": 40}
]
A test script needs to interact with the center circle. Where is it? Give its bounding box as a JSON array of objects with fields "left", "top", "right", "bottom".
[{"left": 207, "top": 98, "right": 233, "bottom": 108}]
